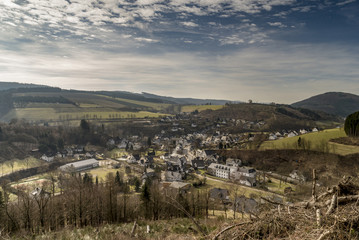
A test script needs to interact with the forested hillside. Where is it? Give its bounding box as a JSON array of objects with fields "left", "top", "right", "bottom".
[{"left": 292, "top": 92, "right": 359, "bottom": 117}]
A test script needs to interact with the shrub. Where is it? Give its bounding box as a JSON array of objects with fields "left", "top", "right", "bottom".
[{"left": 344, "top": 111, "right": 359, "bottom": 137}]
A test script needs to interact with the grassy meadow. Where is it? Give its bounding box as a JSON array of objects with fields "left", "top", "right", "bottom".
[{"left": 260, "top": 128, "right": 359, "bottom": 155}]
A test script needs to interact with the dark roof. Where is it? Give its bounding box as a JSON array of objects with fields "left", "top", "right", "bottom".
[
  {"left": 209, "top": 188, "right": 229, "bottom": 200},
  {"left": 191, "top": 159, "right": 205, "bottom": 168},
  {"left": 204, "top": 150, "right": 217, "bottom": 156},
  {"left": 235, "top": 196, "right": 258, "bottom": 213}
]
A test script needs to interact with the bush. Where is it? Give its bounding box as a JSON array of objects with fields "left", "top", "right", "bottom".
[{"left": 344, "top": 111, "right": 359, "bottom": 137}]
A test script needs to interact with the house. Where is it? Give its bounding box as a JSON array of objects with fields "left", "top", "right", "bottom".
[
  {"left": 231, "top": 167, "right": 257, "bottom": 186},
  {"left": 163, "top": 171, "right": 183, "bottom": 182},
  {"left": 41, "top": 154, "right": 54, "bottom": 162},
  {"left": 209, "top": 188, "right": 230, "bottom": 202},
  {"left": 299, "top": 129, "right": 308, "bottom": 135},
  {"left": 191, "top": 158, "right": 205, "bottom": 169},
  {"left": 142, "top": 168, "right": 157, "bottom": 183},
  {"left": 207, "top": 163, "right": 237, "bottom": 179},
  {"left": 268, "top": 134, "right": 277, "bottom": 140},
  {"left": 287, "top": 132, "right": 297, "bottom": 138},
  {"left": 59, "top": 158, "right": 99, "bottom": 172},
  {"left": 226, "top": 158, "right": 241, "bottom": 167},
  {"left": 238, "top": 175, "right": 256, "bottom": 187},
  {"left": 126, "top": 155, "right": 137, "bottom": 164},
  {"left": 31, "top": 187, "right": 51, "bottom": 198},
  {"left": 234, "top": 196, "right": 258, "bottom": 214},
  {"left": 74, "top": 145, "right": 85, "bottom": 153},
  {"left": 163, "top": 181, "right": 191, "bottom": 195}
]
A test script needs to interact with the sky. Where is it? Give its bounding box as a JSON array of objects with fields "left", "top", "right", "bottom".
[{"left": 0, "top": 0, "right": 358, "bottom": 103}]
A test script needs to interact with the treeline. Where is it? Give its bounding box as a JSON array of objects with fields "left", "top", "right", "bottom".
[
  {"left": 0, "top": 120, "right": 109, "bottom": 162},
  {"left": 0, "top": 173, "right": 213, "bottom": 236},
  {"left": 0, "top": 92, "right": 13, "bottom": 116},
  {"left": 13, "top": 96, "right": 75, "bottom": 105},
  {"left": 96, "top": 91, "right": 167, "bottom": 104}
]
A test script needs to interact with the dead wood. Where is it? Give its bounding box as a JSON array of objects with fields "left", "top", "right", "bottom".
[
  {"left": 212, "top": 221, "right": 252, "bottom": 240},
  {"left": 325, "top": 194, "right": 337, "bottom": 215},
  {"left": 130, "top": 220, "right": 137, "bottom": 237}
]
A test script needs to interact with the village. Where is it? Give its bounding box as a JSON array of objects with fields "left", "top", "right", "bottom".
[{"left": 12, "top": 123, "right": 313, "bottom": 221}]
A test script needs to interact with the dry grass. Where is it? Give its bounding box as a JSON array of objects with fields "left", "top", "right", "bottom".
[
  {"left": 212, "top": 177, "right": 359, "bottom": 240},
  {"left": 0, "top": 157, "right": 42, "bottom": 176}
]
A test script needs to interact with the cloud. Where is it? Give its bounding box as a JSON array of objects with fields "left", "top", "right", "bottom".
[
  {"left": 1, "top": 40, "right": 357, "bottom": 103},
  {"left": 219, "top": 35, "right": 245, "bottom": 45},
  {"left": 267, "top": 22, "right": 287, "bottom": 28},
  {"left": 181, "top": 21, "right": 199, "bottom": 27},
  {"left": 134, "top": 37, "right": 160, "bottom": 43},
  {"left": 337, "top": 0, "right": 356, "bottom": 6}
]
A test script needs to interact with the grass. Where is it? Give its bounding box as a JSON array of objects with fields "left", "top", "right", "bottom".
[
  {"left": 2, "top": 108, "right": 170, "bottom": 122},
  {"left": 260, "top": 128, "right": 359, "bottom": 155},
  {"left": 203, "top": 176, "right": 282, "bottom": 200},
  {"left": 181, "top": 105, "right": 224, "bottom": 113},
  {"left": 111, "top": 96, "right": 172, "bottom": 111},
  {"left": 1, "top": 91, "right": 173, "bottom": 122},
  {"left": 19, "top": 218, "right": 221, "bottom": 240},
  {"left": 265, "top": 178, "right": 295, "bottom": 194},
  {"left": 0, "top": 157, "right": 42, "bottom": 176}
]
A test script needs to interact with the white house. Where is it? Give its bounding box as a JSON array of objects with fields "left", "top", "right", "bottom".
[{"left": 207, "top": 163, "right": 237, "bottom": 179}]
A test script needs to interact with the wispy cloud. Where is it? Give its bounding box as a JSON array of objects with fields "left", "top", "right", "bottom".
[
  {"left": 268, "top": 22, "right": 287, "bottom": 28},
  {"left": 337, "top": 0, "right": 356, "bottom": 6},
  {"left": 181, "top": 21, "right": 199, "bottom": 27}
]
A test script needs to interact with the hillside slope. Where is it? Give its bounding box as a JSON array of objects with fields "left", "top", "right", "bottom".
[
  {"left": 199, "top": 103, "right": 341, "bottom": 131},
  {"left": 292, "top": 92, "right": 359, "bottom": 117},
  {"left": 0, "top": 82, "right": 46, "bottom": 91}
]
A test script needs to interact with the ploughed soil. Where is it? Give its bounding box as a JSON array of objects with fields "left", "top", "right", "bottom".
[{"left": 330, "top": 137, "right": 359, "bottom": 146}]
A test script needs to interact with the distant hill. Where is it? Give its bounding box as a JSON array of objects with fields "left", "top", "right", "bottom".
[
  {"left": 0, "top": 82, "right": 47, "bottom": 91},
  {"left": 141, "top": 92, "right": 231, "bottom": 105},
  {"left": 0, "top": 83, "right": 233, "bottom": 123},
  {"left": 292, "top": 92, "right": 359, "bottom": 117},
  {"left": 199, "top": 103, "right": 341, "bottom": 131}
]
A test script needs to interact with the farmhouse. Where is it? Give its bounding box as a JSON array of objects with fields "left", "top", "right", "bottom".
[{"left": 59, "top": 158, "right": 99, "bottom": 172}]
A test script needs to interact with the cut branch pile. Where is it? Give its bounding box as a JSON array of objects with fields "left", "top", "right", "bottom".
[{"left": 212, "top": 175, "right": 359, "bottom": 239}]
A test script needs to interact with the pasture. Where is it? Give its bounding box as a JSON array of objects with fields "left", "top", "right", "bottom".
[{"left": 260, "top": 128, "right": 359, "bottom": 155}]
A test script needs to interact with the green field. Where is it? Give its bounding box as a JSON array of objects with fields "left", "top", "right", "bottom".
[
  {"left": 181, "top": 105, "right": 224, "bottom": 113},
  {"left": 260, "top": 128, "right": 359, "bottom": 155}
]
